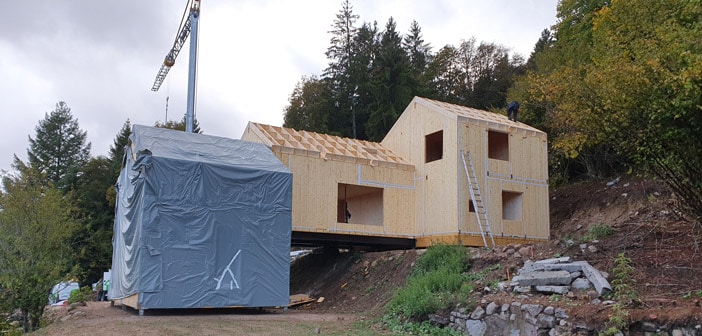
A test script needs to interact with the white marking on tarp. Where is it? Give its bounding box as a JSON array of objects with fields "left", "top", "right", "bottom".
[{"left": 215, "top": 250, "right": 241, "bottom": 290}]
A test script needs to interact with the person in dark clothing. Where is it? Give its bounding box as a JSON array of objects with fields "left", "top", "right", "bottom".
[{"left": 507, "top": 101, "right": 520, "bottom": 122}]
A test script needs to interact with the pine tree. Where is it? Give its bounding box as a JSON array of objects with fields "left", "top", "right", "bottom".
[
  {"left": 324, "top": 0, "right": 359, "bottom": 138},
  {"left": 366, "top": 17, "right": 413, "bottom": 141},
  {"left": 72, "top": 156, "right": 115, "bottom": 287},
  {"left": 154, "top": 114, "right": 202, "bottom": 133},
  {"left": 27, "top": 101, "right": 91, "bottom": 192},
  {"left": 348, "top": 21, "right": 380, "bottom": 140},
  {"left": 403, "top": 20, "right": 432, "bottom": 97},
  {"left": 109, "top": 119, "right": 131, "bottom": 180}
]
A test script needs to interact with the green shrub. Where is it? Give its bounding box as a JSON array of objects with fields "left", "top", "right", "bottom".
[
  {"left": 413, "top": 244, "right": 470, "bottom": 276},
  {"left": 381, "top": 316, "right": 463, "bottom": 336},
  {"left": 601, "top": 253, "right": 638, "bottom": 335},
  {"left": 584, "top": 223, "right": 614, "bottom": 241},
  {"left": 0, "top": 321, "right": 23, "bottom": 336},
  {"left": 67, "top": 286, "right": 93, "bottom": 304},
  {"left": 387, "top": 245, "right": 472, "bottom": 319}
]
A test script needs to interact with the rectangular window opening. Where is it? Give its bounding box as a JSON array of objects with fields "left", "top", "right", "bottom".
[
  {"left": 502, "top": 191, "right": 523, "bottom": 220},
  {"left": 337, "top": 184, "right": 384, "bottom": 226},
  {"left": 488, "top": 130, "right": 509, "bottom": 161},
  {"left": 468, "top": 200, "right": 476, "bottom": 213},
  {"left": 425, "top": 130, "right": 443, "bottom": 163}
]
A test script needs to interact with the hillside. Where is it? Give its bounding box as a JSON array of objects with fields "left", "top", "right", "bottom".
[
  {"left": 290, "top": 176, "right": 702, "bottom": 330},
  {"left": 35, "top": 177, "right": 702, "bottom": 335}
]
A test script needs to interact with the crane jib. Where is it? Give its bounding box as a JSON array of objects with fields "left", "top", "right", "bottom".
[{"left": 150, "top": 0, "right": 201, "bottom": 93}]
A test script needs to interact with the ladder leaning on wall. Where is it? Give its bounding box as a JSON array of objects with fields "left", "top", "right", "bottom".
[{"left": 461, "top": 150, "right": 496, "bottom": 247}]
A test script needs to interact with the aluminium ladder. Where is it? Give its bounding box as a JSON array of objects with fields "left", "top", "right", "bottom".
[{"left": 461, "top": 150, "right": 496, "bottom": 247}]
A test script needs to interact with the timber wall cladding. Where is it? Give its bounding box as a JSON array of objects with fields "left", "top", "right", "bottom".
[
  {"left": 382, "top": 97, "right": 550, "bottom": 242},
  {"left": 242, "top": 123, "right": 417, "bottom": 238}
]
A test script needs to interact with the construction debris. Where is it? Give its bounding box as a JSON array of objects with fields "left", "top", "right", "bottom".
[
  {"left": 288, "top": 294, "right": 317, "bottom": 307},
  {"left": 507, "top": 257, "right": 612, "bottom": 296}
]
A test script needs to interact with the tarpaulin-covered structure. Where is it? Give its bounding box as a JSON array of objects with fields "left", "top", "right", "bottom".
[{"left": 111, "top": 125, "right": 292, "bottom": 310}]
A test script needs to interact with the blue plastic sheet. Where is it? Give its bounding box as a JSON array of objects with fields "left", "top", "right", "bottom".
[{"left": 111, "top": 125, "right": 292, "bottom": 309}]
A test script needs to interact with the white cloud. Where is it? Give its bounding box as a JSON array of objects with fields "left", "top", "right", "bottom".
[{"left": 0, "top": 0, "right": 558, "bottom": 174}]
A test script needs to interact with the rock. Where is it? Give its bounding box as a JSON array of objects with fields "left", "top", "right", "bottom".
[
  {"left": 465, "top": 319, "right": 487, "bottom": 336},
  {"left": 518, "top": 246, "right": 533, "bottom": 257},
  {"left": 579, "top": 244, "right": 587, "bottom": 253},
  {"left": 640, "top": 321, "right": 658, "bottom": 332},
  {"left": 606, "top": 177, "right": 620, "bottom": 187},
  {"left": 571, "top": 278, "right": 592, "bottom": 290},
  {"left": 429, "top": 314, "right": 449, "bottom": 326},
  {"left": 485, "top": 302, "right": 498, "bottom": 315},
  {"left": 591, "top": 299, "right": 601, "bottom": 305},
  {"left": 587, "top": 290, "right": 599, "bottom": 299},
  {"left": 543, "top": 306, "right": 555, "bottom": 315},
  {"left": 471, "top": 306, "right": 486, "bottom": 320},
  {"left": 535, "top": 257, "right": 572, "bottom": 264},
  {"left": 554, "top": 308, "right": 568, "bottom": 319},
  {"left": 513, "top": 252, "right": 522, "bottom": 258},
  {"left": 501, "top": 303, "right": 510, "bottom": 313},
  {"left": 484, "top": 315, "right": 510, "bottom": 334},
  {"left": 513, "top": 270, "right": 572, "bottom": 286},
  {"left": 576, "top": 224, "right": 583, "bottom": 230},
  {"left": 535, "top": 285, "right": 570, "bottom": 295},
  {"left": 505, "top": 248, "right": 516, "bottom": 255},
  {"left": 587, "top": 245, "right": 598, "bottom": 253},
  {"left": 569, "top": 271, "right": 582, "bottom": 280},
  {"left": 521, "top": 303, "right": 543, "bottom": 317},
  {"left": 514, "top": 286, "right": 532, "bottom": 293},
  {"left": 577, "top": 262, "right": 613, "bottom": 295},
  {"left": 314, "top": 327, "right": 321, "bottom": 334},
  {"left": 537, "top": 314, "right": 556, "bottom": 328},
  {"left": 498, "top": 281, "right": 511, "bottom": 292}
]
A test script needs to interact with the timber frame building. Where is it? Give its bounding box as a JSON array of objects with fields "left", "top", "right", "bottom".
[{"left": 242, "top": 96, "right": 549, "bottom": 248}]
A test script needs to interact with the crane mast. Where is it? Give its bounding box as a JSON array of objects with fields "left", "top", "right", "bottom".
[{"left": 151, "top": 0, "right": 201, "bottom": 133}]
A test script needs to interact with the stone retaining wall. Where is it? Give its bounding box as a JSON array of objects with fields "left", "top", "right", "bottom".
[
  {"left": 449, "top": 300, "right": 572, "bottom": 336},
  {"left": 449, "top": 300, "right": 702, "bottom": 335}
]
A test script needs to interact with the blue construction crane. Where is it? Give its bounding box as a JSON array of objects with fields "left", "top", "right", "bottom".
[{"left": 151, "top": 0, "right": 201, "bottom": 133}]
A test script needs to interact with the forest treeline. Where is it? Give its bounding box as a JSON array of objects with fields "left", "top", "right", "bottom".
[{"left": 1, "top": 0, "right": 700, "bottom": 332}]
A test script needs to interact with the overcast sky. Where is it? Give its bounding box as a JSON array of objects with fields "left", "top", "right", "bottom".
[{"left": 0, "top": 0, "right": 558, "bottom": 175}]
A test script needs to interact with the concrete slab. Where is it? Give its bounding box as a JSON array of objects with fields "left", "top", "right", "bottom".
[{"left": 512, "top": 270, "right": 572, "bottom": 286}]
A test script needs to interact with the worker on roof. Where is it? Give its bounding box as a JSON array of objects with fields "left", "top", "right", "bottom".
[{"left": 507, "top": 101, "right": 520, "bottom": 122}]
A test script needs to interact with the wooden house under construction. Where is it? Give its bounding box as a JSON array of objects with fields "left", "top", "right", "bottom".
[{"left": 242, "top": 96, "right": 549, "bottom": 248}]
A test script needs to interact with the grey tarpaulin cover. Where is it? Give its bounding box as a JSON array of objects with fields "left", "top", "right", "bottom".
[{"left": 111, "top": 125, "right": 292, "bottom": 309}]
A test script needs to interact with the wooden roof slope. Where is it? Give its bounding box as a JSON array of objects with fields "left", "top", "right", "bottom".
[
  {"left": 415, "top": 97, "right": 547, "bottom": 139},
  {"left": 247, "top": 122, "right": 414, "bottom": 171}
]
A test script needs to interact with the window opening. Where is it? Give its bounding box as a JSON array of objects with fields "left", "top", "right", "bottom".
[
  {"left": 502, "top": 191, "right": 522, "bottom": 220},
  {"left": 337, "top": 183, "right": 384, "bottom": 226},
  {"left": 425, "top": 130, "right": 443, "bottom": 163},
  {"left": 488, "top": 130, "right": 509, "bottom": 161}
]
